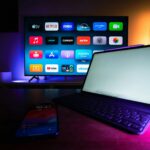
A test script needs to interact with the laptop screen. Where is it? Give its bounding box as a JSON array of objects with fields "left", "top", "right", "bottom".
[{"left": 83, "top": 46, "right": 150, "bottom": 104}]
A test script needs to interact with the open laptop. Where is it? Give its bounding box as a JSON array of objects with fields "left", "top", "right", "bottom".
[{"left": 53, "top": 45, "right": 150, "bottom": 134}]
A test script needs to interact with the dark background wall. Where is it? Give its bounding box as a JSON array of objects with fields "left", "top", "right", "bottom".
[
  {"left": 0, "top": 0, "right": 150, "bottom": 79},
  {"left": 0, "top": 1, "right": 18, "bottom": 32}
]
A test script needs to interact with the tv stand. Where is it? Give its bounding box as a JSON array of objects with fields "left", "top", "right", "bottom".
[{"left": 29, "top": 76, "right": 40, "bottom": 82}]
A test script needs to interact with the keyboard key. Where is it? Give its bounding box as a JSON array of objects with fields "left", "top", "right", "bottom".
[
  {"left": 131, "top": 124, "right": 144, "bottom": 132},
  {"left": 122, "top": 119, "right": 131, "bottom": 126}
]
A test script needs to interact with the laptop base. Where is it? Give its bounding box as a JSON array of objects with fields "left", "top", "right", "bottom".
[{"left": 53, "top": 93, "right": 150, "bottom": 134}]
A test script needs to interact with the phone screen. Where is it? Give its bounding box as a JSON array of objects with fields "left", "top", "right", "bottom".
[{"left": 16, "top": 103, "right": 59, "bottom": 138}]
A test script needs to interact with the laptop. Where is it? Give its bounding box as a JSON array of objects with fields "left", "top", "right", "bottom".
[{"left": 53, "top": 45, "right": 150, "bottom": 134}]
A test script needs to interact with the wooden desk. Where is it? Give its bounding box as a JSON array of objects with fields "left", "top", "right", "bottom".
[{"left": 0, "top": 87, "right": 150, "bottom": 150}]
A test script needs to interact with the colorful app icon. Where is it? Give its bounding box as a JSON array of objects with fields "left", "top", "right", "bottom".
[
  {"left": 109, "top": 36, "right": 123, "bottom": 45},
  {"left": 29, "top": 50, "right": 43, "bottom": 58},
  {"left": 93, "top": 36, "right": 107, "bottom": 45},
  {"left": 46, "top": 37, "right": 58, "bottom": 44},
  {"left": 77, "top": 23, "right": 90, "bottom": 31},
  {"left": 61, "top": 22, "right": 74, "bottom": 31},
  {"left": 45, "top": 64, "right": 58, "bottom": 72},
  {"left": 93, "top": 22, "right": 107, "bottom": 31},
  {"left": 61, "top": 65, "right": 74, "bottom": 72},
  {"left": 109, "top": 22, "right": 123, "bottom": 31},
  {"left": 45, "top": 22, "right": 59, "bottom": 31},
  {"left": 61, "top": 50, "right": 74, "bottom": 59},
  {"left": 77, "top": 64, "right": 89, "bottom": 73},
  {"left": 77, "top": 36, "right": 91, "bottom": 45},
  {"left": 30, "top": 64, "right": 43, "bottom": 72},
  {"left": 45, "top": 50, "right": 59, "bottom": 59},
  {"left": 29, "top": 36, "right": 43, "bottom": 45},
  {"left": 75, "top": 49, "right": 92, "bottom": 60},
  {"left": 61, "top": 37, "right": 74, "bottom": 44}
]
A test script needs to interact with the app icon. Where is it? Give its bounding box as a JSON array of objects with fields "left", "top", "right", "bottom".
[
  {"left": 30, "top": 64, "right": 43, "bottom": 72},
  {"left": 61, "top": 22, "right": 74, "bottom": 31},
  {"left": 93, "top": 50, "right": 104, "bottom": 54},
  {"left": 46, "top": 37, "right": 58, "bottom": 44},
  {"left": 45, "top": 64, "right": 59, "bottom": 72},
  {"left": 77, "top": 64, "right": 89, "bottom": 73},
  {"left": 93, "top": 22, "right": 107, "bottom": 31},
  {"left": 77, "top": 23, "right": 90, "bottom": 31},
  {"left": 61, "top": 65, "right": 74, "bottom": 72},
  {"left": 29, "top": 23, "right": 43, "bottom": 31},
  {"left": 45, "top": 50, "right": 59, "bottom": 59},
  {"left": 75, "top": 50, "right": 92, "bottom": 60},
  {"left": 93, "top": 36, "right": 107, "bottom": 45},
  {"left": 45, "top": 22, "right": 59, "bottom": 31},
  {"left": 61, "top": 37, "right": 74, "bottom": 44},
  {"left": 109, "top": 22, "right": 123, "bottom": 31},
  {"left": 61, "top": 50, "right": 74, "bottom": 59},
  {"left": 109, "top": 36, "right": 123, "bottom": 45},
  {"left": 29, "top": 50, "right": 43, "bottom": 58},
  {"left": 29, "top": 36, "right": 43, "bottom": 45},
  {"left": 77, "top": 36, "right": 91, "bottom": 45},
  {"left": 32, "top": 24, "right": 40, "bottom": 29}
]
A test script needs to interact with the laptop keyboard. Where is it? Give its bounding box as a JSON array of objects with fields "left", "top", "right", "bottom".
[{"left": 54, "top": 94, "right": 150, "bottom": 134}]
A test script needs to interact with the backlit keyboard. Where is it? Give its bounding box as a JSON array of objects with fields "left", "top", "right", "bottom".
[{"left": 53, "top": 94, "right": 150, "bottom": 134}]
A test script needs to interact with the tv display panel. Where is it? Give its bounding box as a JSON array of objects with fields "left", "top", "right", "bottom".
[{"left": 24, "top": 16, "right": 128, "bottom": 76}]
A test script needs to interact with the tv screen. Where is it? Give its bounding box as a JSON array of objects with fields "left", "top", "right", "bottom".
[{"left": 24, "top": 16, "right": 128, "bottom": 76}]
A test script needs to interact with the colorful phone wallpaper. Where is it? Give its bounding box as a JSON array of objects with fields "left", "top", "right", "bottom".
[{"left": 16, "top": 105, "right": 59, "bottom": 137}]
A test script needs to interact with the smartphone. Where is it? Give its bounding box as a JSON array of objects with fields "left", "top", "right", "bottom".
[{"left": 16, "top": 103, "right": 59, "bottom": 138}]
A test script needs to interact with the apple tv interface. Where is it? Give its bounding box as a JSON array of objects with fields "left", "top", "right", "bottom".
[{"left": 24, "top": 16, "right": 128, "bottom": 75}]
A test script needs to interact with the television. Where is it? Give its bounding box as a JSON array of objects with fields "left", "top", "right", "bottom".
[{"left": 24, "top": 16, "right": 128, "bottom": 78}]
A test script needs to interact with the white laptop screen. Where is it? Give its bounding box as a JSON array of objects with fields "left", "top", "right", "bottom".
[{"left": 83, "top": 46, "right": 150, "bottom": 104}]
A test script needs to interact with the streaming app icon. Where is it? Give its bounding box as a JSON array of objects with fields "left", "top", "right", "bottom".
[
  {"left": 32, "top": 24, "right": 41, "bottom": 30},
  {"left": 77, "top": 36, "right": 91, "bottom": 45},
  {"left": 45, "top": 22, "right": 59, "bottom": 31},
  {"left": 61, "top": 50, "right": 74, "bottom": 59},
  {"left": 30, "top": 64, "right": 43, "bottom": 72},
  {"left": 75, "top": 49, "right": 92, "bottom": 60},
  {"left": 61, "top": 37, "right": 74, "bottom": 44},
  {"left": 29, "top": 50, "right": 43, "bottom": 58},
  {"left": 29, "top": 36, "right": 43, "bottom": 45},
  {"left": 45, "top": 64, "right": 59, "bottom": 72},
  {"left": 93, "top": 22, "right": 107, "bottom": 31},
  {"left": 77, "top": 23, "right": 90, "bottom": 31},
  {"left": 61, "top": 22, "right": 74, "bottom": 31},
  {"left": 61, "top": 65, "right": 74, "bottom": 72},
  {"left": 77, "top": 64, "right": 89, "bottom": 73},
  {"left": 93, "top": 36, "right": 107, "bottom": 45},
  {"left": 29, "top": 23, "right": 43, "bottom": 31},
  {"left": 109, "top": 36, "right": 123, "bottom": 45},
  {"left": 46, "top": 37, "right": 58, "bottom": 44},
  {"left": 45, "top": 50, "right": 59, "bottom": 59},
  {"left": 109, "top": 22, "right": 123, "bottom": 31}
]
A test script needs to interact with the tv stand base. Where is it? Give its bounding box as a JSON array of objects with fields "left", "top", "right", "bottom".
[{"left": 29, "top": 76, "right": 40, "bottom": 82}]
